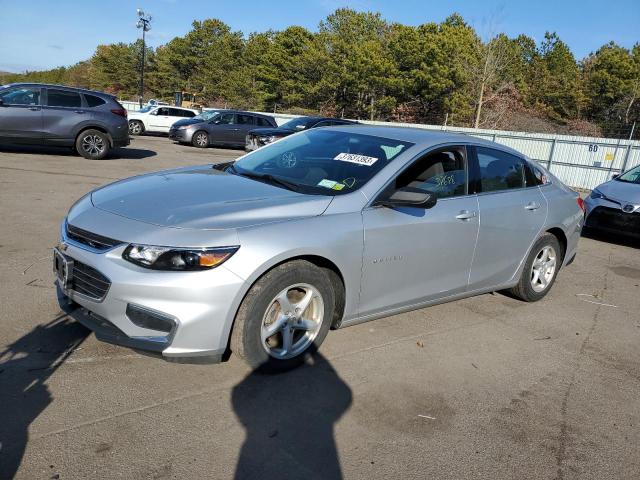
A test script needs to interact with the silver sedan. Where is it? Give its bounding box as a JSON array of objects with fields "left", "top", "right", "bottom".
[{"left": 54, "top": 126, "right": 583, "bottom": 371}]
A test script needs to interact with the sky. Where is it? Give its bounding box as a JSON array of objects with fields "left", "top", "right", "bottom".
[{"left": 0, "top": 0, "right": 638, "bottom": 73}]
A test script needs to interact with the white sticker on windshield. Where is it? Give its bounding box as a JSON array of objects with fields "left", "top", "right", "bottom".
[{"left": 334, "top": 152, "right": 378, "bottom": 166}]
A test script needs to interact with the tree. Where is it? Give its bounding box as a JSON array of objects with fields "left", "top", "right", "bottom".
[{"left": 583, "top": 42, "right": 640, "bottom": 128}]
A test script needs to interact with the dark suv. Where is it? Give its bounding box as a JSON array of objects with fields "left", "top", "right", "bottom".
[{"left": 0, "top": 83, "right": 129, "bottom": 159}]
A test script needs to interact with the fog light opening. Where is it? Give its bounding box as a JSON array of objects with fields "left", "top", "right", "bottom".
[{"left": 126, "top": 304, "right": 176, "bottom": 333}]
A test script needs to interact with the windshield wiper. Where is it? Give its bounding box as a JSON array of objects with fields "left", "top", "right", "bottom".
[{"left": 231, "top": 168, "right": 300, "bottom": 192}]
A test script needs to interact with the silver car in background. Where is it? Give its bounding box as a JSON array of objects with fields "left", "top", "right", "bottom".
[
  {"left": 584, "top": 164, "right": 640, "bottom": 238},
  {"left": 54, "top": 126, "right": 583, "bottom": 371}
]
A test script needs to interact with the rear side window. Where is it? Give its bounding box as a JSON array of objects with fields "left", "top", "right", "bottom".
[
  {"left": 256, "top": 117, "right": 272, "bottom": 127},
  {"left": 526, "top": 163, "right": 550, "bottom": 186},
  {"left": 47, "top": 89, "right": 82, "bottom": 108},
  {"left": 0, "top": 86, "right": 40, "bottom": 105},
  {"left": 182, "top": 110, "right": 196, "bottom": 118},
  {"left": 476, "top": 147, "right": 525, "bottom": 192},
  {"left": 84, "top": 94, "right": 106, "bottom": 107},
  {"left": 237, "top": 114, "right": 255, "bottom": 125},
  {"left": 396, "top": 147, "right": 468, "bottom": 199}
]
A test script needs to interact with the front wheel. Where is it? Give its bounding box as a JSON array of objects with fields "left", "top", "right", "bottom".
[
  {"left": 231, "top": 260, "right": 335, "bottom": 372},
  {"left": 508, "top": 233, "right": 562, "bottom": 302},
  {"left": 75, "top": 129, "right": 110, "bottom": 160},
  {"left": 192, "top": 130, "right": 209, "bottom": 148}
]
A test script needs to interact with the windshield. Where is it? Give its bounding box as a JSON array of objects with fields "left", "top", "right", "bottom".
[
  {"left": 233, "top": 129, "right": 413, "bottom": 195},
  {"left": 194, "top": 110, "right": 219, "bottom": 121},
  {"left": 280, "top": 117, "right": 317, "bottom": 131},
  {"left": 139, "top": 106, "right": 154, "bottom": 113},
  {"left": 617, "top": 164, "right": 640, "bottom": 184}
]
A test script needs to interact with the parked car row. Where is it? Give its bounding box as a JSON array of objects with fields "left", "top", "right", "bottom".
[{"left": 126, "top": 103, "right": 359, "bottom": 151}]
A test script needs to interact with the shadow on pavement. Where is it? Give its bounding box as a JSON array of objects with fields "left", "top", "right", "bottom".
[
  {"left": 0, "top": 144, "right": 157, "bottom": 160},
  {"left": 582, "top": 228, "right": 639, "bottom": 249},
  {"left": 0, "top": 314, "right": 89, "bottom": 480},
  {"left": 232, "top": 354, "right": 352, "bottom": 480}
]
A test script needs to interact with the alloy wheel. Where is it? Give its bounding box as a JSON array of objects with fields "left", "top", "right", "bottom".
[
  {"left": 530, "top": 245, "right": 557, "bottom": 293},
  {"left": 195, "top": 132, "right": 208, "bottom": 147},
  {"left": 129, "top": 122, "right": 142, "bottom": 135},
  {"left": 260, "top": 283, "right": 324, "bottom": 359},
  {"left": 81, "top": 134, "right": 106, "bottom": 157}
]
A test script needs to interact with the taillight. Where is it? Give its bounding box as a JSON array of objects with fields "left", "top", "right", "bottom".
[
  {"left": 577, "top": 197, "right": 585, "bottom": 212},
  {"left": 111, "top": 108, "right": 127, "bottom": 118}
]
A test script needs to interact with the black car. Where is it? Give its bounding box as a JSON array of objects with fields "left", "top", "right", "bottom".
[
  {"left": 0, "top": 83, "right": 130, "bottom": 160},
  {"left": 245, "top": 116, "right": 358, "bottom": 151}
]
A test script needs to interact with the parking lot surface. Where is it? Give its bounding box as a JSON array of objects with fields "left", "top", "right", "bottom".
[{"left": 1, "top": 136, "right": 639, "bottom": 480}]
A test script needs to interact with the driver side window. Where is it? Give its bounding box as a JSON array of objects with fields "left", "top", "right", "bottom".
[
  {"left": 395, "top": 147, "right": 468, "bottom": 199},
  {"left": 215, "top": 113, "right": 235, "bottom": 125}
]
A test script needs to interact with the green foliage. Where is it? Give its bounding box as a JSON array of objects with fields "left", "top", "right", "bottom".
[{"left": 3, "top": 10, "right": 637, "bottom": 136}]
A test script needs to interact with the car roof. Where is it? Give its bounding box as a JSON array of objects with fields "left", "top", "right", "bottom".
[
  {"left": 222, "top": 110, "right": 274, "bottom": 118},
  {"left": 2, "top": 82, "right": 115, "bottom": 98},
  {"left": 328, "top": 124, "right": 526, "bottom": 157}
]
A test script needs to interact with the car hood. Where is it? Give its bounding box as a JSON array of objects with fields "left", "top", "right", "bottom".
[
  {"left": 90, "top": 165, "right": 332, "bottom": 230},
  {"left": 248, "top": 127, "right": 296, "bottom": 136},
  {"left": 596, "top": 179, "right": 640, "bottom": 204},
  {"left": 172, "top": 118, "right": 206, "bottom": 128}
]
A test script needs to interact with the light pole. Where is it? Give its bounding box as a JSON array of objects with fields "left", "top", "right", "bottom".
[{"left": 136, "top": 8, "right": 152, "bottom": 108}]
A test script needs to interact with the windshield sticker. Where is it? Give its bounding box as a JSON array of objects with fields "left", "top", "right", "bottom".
[
  {"left": 332, "top": 183, "right": 345, "bottom": 191},
  {"left": 318, "top": 179, "right": 338, "bottom": 189},
  {"left": 342, "top": 177, "right": 356, "bottom": 188},
  {"left": 334, "top": 152, "right": 378, "bottom": 166}
]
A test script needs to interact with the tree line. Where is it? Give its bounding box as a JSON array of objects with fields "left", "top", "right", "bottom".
[{"left": 2, "top": 9, "right": 638, "bottom": 138}]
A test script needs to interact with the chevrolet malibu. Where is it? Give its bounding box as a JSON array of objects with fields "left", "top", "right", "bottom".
[{"left": 54, "top": 126, "right": 583, "bottom": 371}]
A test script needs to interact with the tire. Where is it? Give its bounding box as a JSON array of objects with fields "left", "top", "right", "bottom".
[
  {"left": 231, "top": 260, "right": 335, "bottom": 372},
  {"left": 192, "top": 130, "right": 209, "bottom": 148},
  {"left": 75, "top": 129, "right": 110, "bottom": 160},
  {"left": 508, "top": 233, "right": 562, "bottom": 302},
  {"left": 128, "top": 120, "right": 144, "bottom": 135}
]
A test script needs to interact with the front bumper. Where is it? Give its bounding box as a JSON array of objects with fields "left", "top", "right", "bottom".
[
  {"left": 584, "top": 196, "right": 640, "bottom": 237},
  {"left": 168, "top": 128, "right": 192, "bottom": 143},
  {"left": 56, "top": 226, "right": 246, "bottom": 362}
]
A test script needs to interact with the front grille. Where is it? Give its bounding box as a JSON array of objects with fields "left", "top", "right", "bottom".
[
  {"left": 71, "top": 260, "right": 111, "bottom": 301},
  {"left": 587, "top": 206, "right": 640, "bottom": 234},
  {"left": 66, "top": 223, "right": 121, "bottom": 251}
]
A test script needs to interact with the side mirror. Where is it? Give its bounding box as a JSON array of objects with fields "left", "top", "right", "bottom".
[
  {"left": 611, "top": 173, "right": 619, "bottom": 179},
  {"left": 376, "top": 187, "right": 437, "bottom": 209},
  {"left": 0, "top": 98, "right": 5, "bottom": 106}
]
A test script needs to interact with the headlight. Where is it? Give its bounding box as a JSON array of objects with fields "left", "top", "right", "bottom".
[
  {"left": 590, "top": 189, "right": 605, "bottom": 200},
  {"left": 259, "top": 135, "right": 277, "bottom": 145},
  {"left": 123, "top": 245, "right": 239, "bottom": 271},
  {"left": 177, "top": 125, "right": 190, "bottom": 130}
]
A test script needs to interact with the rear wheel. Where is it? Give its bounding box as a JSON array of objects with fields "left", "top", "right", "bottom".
[
  {"left": 75, "top": 129, "right": 110, "bottom": 160},
  {"left": 128, "top": 120, "right": 144, "bottom": 135},
  {"left": 231, "top": 260, "right": 335, "bottom": 372},
  {"left": 508, "top": 233, "right": 562, "bottom": 302},
  {"left": 192, "top": 130, "right": 209, "bottom": 148}
]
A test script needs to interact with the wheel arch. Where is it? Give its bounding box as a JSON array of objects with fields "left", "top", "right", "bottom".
[
  {"left": 224, "top": 253, "right": 348, "bottom": 355},
  {"left": 545, "top": 226, "right": 568, "bottom": 265}
]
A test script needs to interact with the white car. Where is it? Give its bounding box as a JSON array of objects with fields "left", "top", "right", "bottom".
[{"left": 128, "top": 106, "right": 199, "bottom": 135}]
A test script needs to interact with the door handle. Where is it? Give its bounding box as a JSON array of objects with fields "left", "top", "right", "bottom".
[
  {"left": 74, "top": 110, "right": 86, "bottom": 114},
  {"left": 29, "top": 107, "right": 40, "bottom": 111},
  {"left": 525, "top": 202, "right": 540, "bottom": 211},
  {"left": 456, "top": 210, "right": 477, "bottom": 220}
]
